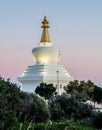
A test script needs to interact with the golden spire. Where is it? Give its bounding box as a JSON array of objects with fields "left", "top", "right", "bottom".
[{"left": 40, "top": 16, "right": 50, "bottom": 42}]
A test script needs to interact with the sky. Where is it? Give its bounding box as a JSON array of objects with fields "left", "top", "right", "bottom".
[{"left": 0, "top": 0, "right": 102, "bottom": 86}]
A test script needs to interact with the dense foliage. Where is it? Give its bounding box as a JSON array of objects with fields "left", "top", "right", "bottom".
[
  {"left": 92, "top": 112, "right": 102, "bottom": 129},
  {"left": 1, "top": 121, "right": 95, "bottom": 130},
  {"left": 0, "top": 76, "right": 102, "bottom": 129},
  {"left": 0, "top": 77, "right": 20, "bottom": 129},
  {"left": 0, "top": 77, "right": 50, "bottom": 130},
  {"left": 48, "top": 94, "right": 92, "bottom": 121},
  {"left": 35, "top": 82, "right": 56, "bottom": 100},
  {"left": 64, "top": 80, "right": 102, "bottom": 107},
  {"left": 18, "top": 122, "right": 67, "bottom": 130},
  {"left": 17, "top": 92, "right": 50, "bottom": 123}
]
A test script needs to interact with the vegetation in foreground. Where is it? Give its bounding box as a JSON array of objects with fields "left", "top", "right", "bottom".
[
  {"left": 13, "top": 121, "right": 95, "bottom": 130},
  {"left": 0, "top": 76, "right": 102, "bottom": 130}
]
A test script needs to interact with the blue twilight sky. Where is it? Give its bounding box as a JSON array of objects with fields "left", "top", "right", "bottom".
[{"left": 0, "top": 0, "right": 102, "bottom": 86}]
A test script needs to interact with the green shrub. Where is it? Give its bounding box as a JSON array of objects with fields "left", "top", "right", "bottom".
[
  {"left": 64, "top": 119, "right": 95, "bottom": 130},
  {"left": 92, "top": 112, "right": 102, "bottom": 129},
  {"left": 17, "top": 122, "right": 67, "bottom": 130},
  {"left": 14, "top": 121, "right": 95, "bottom": 130}
]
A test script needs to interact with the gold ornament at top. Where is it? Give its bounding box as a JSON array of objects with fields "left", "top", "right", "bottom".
[
  {"left": 40, "top": 16, "right": 50, "bottom": 42},
  {"left": 41, "top": 16, "right": 49, "bottom": 28}
]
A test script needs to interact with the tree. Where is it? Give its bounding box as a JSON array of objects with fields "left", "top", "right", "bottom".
[
  {"left": 64, "top": 80, "right": 79, "bottom": 95},
  {"left": 92, "top": 85, "right": 102, "bottom": 107},
  {"left": 85, "top": 81, "right": 102, "bottom": 107},
  {"left": 0, "top": 77, "right": 51, "bottom": 129},
  {"left": 49, "top": 102, "right": 65, "bottom": 121},
  {"left": 48, "top": 93, "right": 92, "bottom": 121},
  {"left": 18, "top": 93, "right": 51, "bottom": 123},
  {"left": 64, "top": 80, "right": 102, "bottom": 106},
  {"left": 64, "top": 80, "right": 88, "bottom": 102},
  {"left": 35, "top": 82, "right": 56, "bottom": 100},
  {"left": 0, "top": 77, "right": 21, "bottom": 130}
]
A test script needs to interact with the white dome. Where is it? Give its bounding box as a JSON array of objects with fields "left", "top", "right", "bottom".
[{"left": 32, "top": 46, "right": 60, "bottom": 64}]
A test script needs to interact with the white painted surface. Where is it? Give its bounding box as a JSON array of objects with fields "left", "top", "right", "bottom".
[
  {"left": 18, "top": 38, "right": 73, "bottom": 94},
  {"left": 18, "top": 63, "right": 73, "bottom": 94}
]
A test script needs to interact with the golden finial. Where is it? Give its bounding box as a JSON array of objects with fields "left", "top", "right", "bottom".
[
  {"left": 41, "top": 16, "right": 49, "bottom": 28},
  {"left": 40, "top": 16, "right": 50, "bottom": 43}
]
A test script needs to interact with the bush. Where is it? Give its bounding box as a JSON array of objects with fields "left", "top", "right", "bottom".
[
  {"left": 0, "top": 77, "right": 51, "bottom": 129},
  {"left": 0, "top": 77, "right": 21, "bottom": 130},
  {"left": 17, "top": 122, "right": 67, "bottom": 130},
  {"left": 49, "top": 94, "right": 92, "bottom": 121},
  {"left": 65, "top": 120, "right": 95, "bottom": 130},
  {"left": 13, "top": 121, "right": 95, "bottom": 130},
  {"left": 92, "top": 112, "right": 102, "bottom": 129},
  {"left": 18, "top": 93, "right": 51, "bottom": 123}
]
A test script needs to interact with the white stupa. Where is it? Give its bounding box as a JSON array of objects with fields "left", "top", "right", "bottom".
[{"left": 18, "top": 16, "right": 73, "bottom": 94}]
